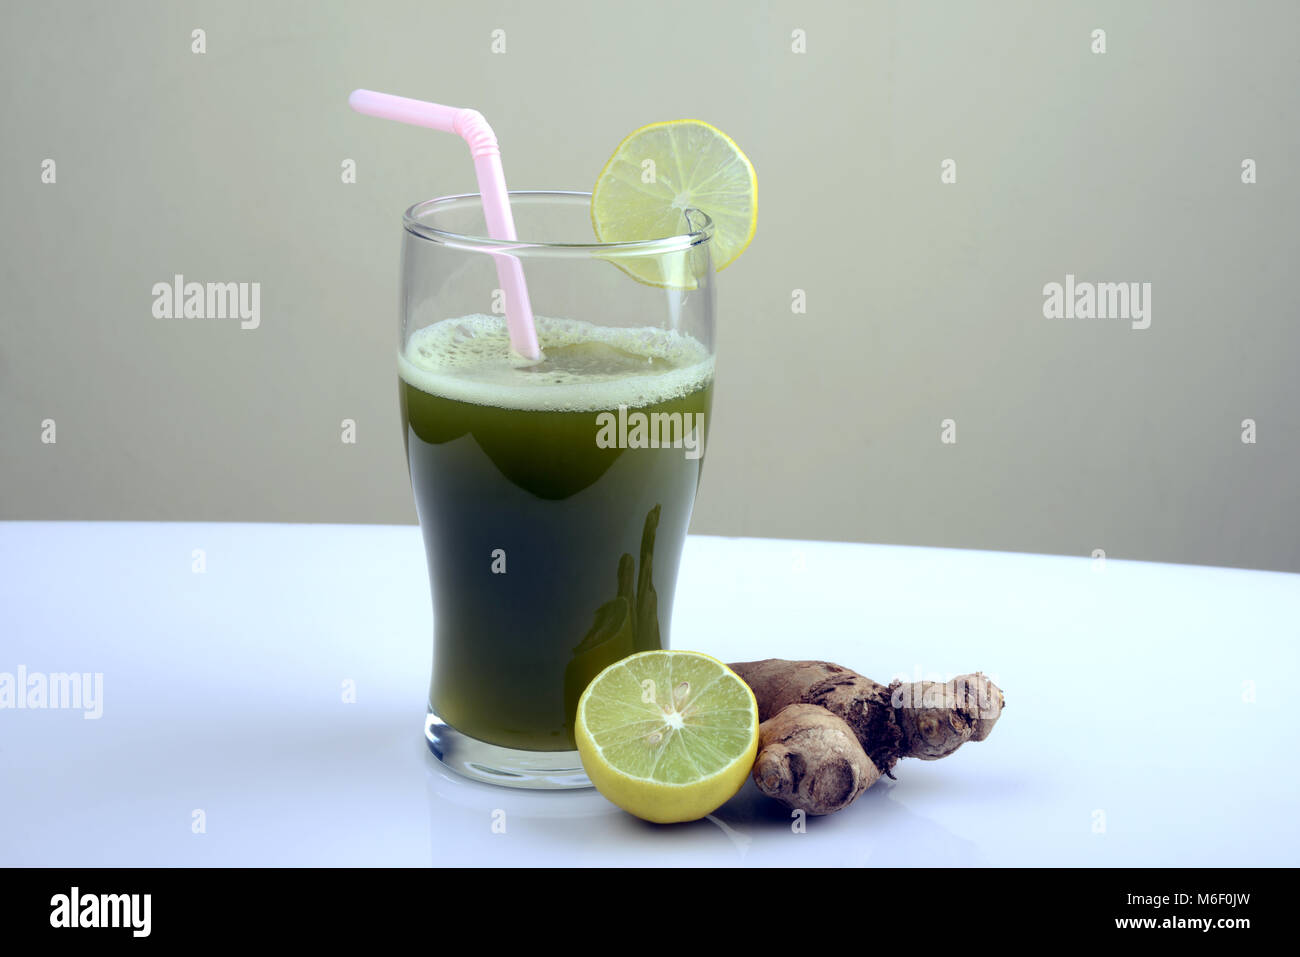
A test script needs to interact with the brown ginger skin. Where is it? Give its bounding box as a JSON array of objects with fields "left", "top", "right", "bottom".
[
  {"left": 891, "top": 674, "right": 1004, "bottom": 759},
  {"left": 753, "top": 703, "right": 880, "bottom": 815},
  {"left": 730, "top": 659, "right": 1004, "bottom": 814}
]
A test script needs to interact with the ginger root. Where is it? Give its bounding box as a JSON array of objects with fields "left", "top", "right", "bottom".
[
  {"left": 754, "top": 704, "right": 880, "bottom": 815},
  {"left": 730, "top": 659, "right": 1004, "bottom": 815}
]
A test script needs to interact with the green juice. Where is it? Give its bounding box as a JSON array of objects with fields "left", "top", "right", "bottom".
[{"left": 399, "top": 315, "right": 713, "bottom": 751}]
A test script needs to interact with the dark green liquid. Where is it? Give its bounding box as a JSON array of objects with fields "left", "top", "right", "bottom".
[{"left": 401, "top": 343, "right": 711, "bottom": 751}]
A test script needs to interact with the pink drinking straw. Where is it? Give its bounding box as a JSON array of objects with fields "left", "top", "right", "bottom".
[{"left": 349, "top": 89, "right": 541, "bottom": 360}]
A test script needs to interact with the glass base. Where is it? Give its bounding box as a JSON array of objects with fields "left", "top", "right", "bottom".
[{"left": 424, "top": 707, "right": 592, "bottom": 790}]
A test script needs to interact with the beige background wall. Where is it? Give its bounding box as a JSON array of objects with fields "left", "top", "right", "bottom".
[{"left": 2, "top": 0, "right": 1297, "bottom": 572}]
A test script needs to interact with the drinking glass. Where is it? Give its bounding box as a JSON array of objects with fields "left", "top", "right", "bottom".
[{"left": 399, "top": 191, "right": 715, "bottom": 788}]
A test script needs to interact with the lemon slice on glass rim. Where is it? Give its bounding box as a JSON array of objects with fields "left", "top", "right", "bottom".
[{"left": 591, "top": 119, "right": 757, "bottom": 288}]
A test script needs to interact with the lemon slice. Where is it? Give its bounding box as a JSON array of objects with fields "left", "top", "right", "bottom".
[
  {"left": 575, "top": 650, "right": 759, "bottom": 823},
  {"left": 591, "top": 120, "right": 757, "bottom": 287}
]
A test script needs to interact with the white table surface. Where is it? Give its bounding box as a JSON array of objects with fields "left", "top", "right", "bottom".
[{"left": 1, "top": 521, "right": 1296, "bottom": 867}]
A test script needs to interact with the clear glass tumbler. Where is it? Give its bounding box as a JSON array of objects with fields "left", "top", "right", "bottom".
[{"left": 399, "top": 191, "right": 715, "bottom": 788}]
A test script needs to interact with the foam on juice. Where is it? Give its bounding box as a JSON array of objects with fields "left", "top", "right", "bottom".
[{"left": 398, "top": 314, "right": 713, "bottom": 412}]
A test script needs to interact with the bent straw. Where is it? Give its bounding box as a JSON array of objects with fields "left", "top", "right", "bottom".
[{"left": 349, "top": 89, "right": 540, "bottom": 359}]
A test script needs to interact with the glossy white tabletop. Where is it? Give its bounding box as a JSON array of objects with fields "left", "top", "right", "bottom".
[{"left": 1, "top": 522, "right": 1296, "bottom": 866}]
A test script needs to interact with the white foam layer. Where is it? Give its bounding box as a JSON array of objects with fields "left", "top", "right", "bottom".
[{"left": 399, "top": 315, "right": 713, "bottom": 412}]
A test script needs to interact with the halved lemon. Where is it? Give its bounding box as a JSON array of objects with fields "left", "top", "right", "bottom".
[{"left": 575, "top": 650, "right": 759, "bottom": 823}]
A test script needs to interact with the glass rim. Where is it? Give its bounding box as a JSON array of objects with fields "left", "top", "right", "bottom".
[{"left": 402, "top": 190, "right": 714, "bottom": 259}]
